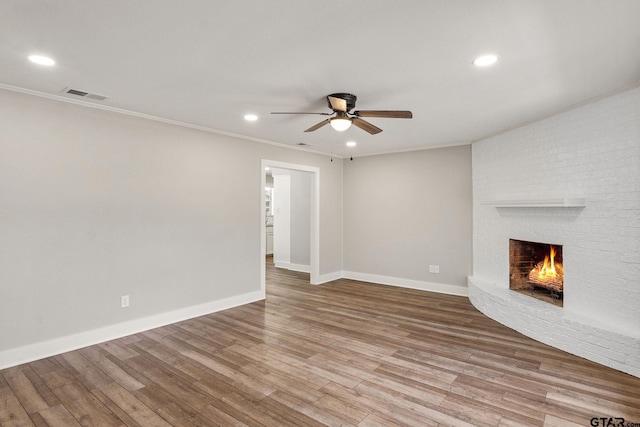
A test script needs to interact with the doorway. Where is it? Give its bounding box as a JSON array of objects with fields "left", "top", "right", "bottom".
[{"left": 260, "top": 160, "right": 320, "bottom": 296}]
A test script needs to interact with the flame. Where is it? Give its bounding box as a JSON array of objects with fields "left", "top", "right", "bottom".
[
  {"left": 538, "top": 246, "right": 561, "bottom": 279},
  {"left": 527, "top": 244, "right": 563, "bottom": 291}
]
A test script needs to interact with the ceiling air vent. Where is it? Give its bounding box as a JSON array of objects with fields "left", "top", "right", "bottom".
[{"left": 62, "top": 87, "right": 108, "bottom": 101}]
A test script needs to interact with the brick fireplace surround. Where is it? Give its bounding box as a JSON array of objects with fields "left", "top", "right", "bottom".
[{"left": 468, "top": 86, "right": 640, "bottom": 378}]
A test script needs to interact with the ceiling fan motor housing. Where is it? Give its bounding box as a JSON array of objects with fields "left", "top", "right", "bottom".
[{"left": 327, "top": 93, "right": 357, "bottom": 112}]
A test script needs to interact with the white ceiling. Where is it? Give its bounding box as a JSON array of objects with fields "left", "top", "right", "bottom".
[{"left": 2, "top": 1, "right": 639, "bottom": 157}]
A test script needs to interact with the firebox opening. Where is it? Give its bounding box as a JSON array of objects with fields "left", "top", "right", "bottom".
[{"left": 509, "top": 239, "right": 564, "bottom": 307}]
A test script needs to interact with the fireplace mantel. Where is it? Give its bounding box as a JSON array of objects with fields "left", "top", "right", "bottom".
[{"left": 483, "top": 197, "right": 586, "bottom": 208}]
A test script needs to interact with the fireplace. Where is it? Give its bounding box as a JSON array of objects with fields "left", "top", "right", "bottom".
[{"left": 509, "top": 239, "right": 563, "bottom": 307}]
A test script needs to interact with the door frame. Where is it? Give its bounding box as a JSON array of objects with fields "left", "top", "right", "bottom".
[{"left": 260, "top": 159, "right": 320, "bottom": 295}]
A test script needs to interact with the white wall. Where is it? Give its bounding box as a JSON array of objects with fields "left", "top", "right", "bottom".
[
  {"left": 0, "top": 88, "right": 343, "bottom": 367},
  {"left": 272, "top": 173, "right": 291, "bottom": 267},
  {"left": 271, "top": 168, "right": 311, "bottom": 272},
  {"left": 290, "top": 170, "right": 311, "bottom": 268},
  {"left": 470, "top": 86, "right": 640, "bottom": 377},
  {"left": 343, "top": 146, "right": 472, "bottom": 295}
]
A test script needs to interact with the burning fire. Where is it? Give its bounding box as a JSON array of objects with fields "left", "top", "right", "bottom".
[
  {"left": 529, "top": 245, "right": 563, "bottom": 291},
  {"left": 537, "top": 246, "right": 562, "bottom": 280}
]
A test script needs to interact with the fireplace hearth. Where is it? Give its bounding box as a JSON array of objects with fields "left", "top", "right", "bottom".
[{"left": 509, "top": 239, "right": 563, "bottom": 307}]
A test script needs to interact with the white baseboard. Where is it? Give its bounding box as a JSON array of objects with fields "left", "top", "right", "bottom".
[
  {"left": 342, "top": 271, "right": 468, "bottom": 297},
  {"left": 0, "top": 290, "right": 264, "bottom": 370},
  {"left": 274, "top": 261, "right": 310, "bottom": 273},
  {"left": 314, "top": 270, "right": 344, "bottom": 285}
]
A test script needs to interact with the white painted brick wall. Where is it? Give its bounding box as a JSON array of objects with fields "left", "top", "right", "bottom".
[{"left": 470, "top": 87, "right": 640, "bottom": 377}]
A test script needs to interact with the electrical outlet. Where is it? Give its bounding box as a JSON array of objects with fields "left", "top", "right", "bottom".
[
  {"left": 429, "top": 265, "right": 440, "bottom": 274},
  {"left": 121, "top": 295, "right": 130, "bottom": 308}
]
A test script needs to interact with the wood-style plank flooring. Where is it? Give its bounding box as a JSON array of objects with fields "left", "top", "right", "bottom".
[{"left": 2, "top": 257, "right": 639, "bottom": 426}]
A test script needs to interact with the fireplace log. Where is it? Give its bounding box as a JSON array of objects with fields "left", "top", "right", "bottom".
[{"left": 528, "top": 263, "right": 563, "bottom": 292}]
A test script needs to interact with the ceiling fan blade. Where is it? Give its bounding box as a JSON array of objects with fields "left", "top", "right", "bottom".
[
  {"left": 304, "top": 119, "right": 331, "bottom": 132},
  {"left": 328, "top": 96, "right": 348, "bottom": 112},
  {"left": 352, "top": 118, "right": 383, "bottom": 135},
  {"left": 271, "top": 112, "right": 332, "bottom": 115},
  {"left": 353, "top": 110, "right": 413, "bottom": 119}
]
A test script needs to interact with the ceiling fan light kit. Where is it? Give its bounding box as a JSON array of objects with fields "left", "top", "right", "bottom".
[
  {"left": 272, "top": 93, "right": 412, "bottom": 135},
  {"left": 330, "top": 113, "right": 352, "bottom": 131}
]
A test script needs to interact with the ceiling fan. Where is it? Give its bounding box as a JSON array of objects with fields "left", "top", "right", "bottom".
[{"left": 271, "top": 93, "right": 412, "bottom": 135}]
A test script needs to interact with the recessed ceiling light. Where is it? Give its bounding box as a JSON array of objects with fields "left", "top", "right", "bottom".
[
  {"left": 28, "top": 55, "right": 55, "bottom": 66},
  {"left": 346, "top": 141, "right": 357, "bottom": 147},
  {"left": 473, "top": 54, "right": 498, "bottom": 67},
  {"left": 244, "top": 114, "right": 258, "bottom": 121}
]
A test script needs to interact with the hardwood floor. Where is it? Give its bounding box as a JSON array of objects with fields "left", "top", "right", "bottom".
[{"left": 2, "top": 258, "right": 639, "bottom": 426}]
